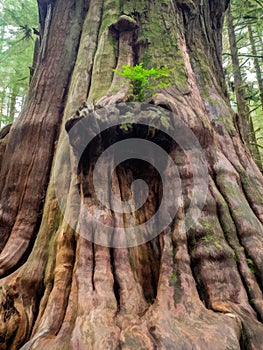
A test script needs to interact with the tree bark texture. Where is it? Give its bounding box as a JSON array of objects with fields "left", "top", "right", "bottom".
[{"left": 0, "top": 0, "right": 263, "bottom": 349}]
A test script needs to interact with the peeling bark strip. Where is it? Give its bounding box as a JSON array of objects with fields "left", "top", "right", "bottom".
[{"left": 0, "top": 0, "right": 263, "bottom": 349}]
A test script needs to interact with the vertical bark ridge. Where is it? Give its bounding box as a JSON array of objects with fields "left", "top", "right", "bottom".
[
  {"left": 146, "top": 233, "right": 242, "bottom": 349},
  {"left": 184, "top": 0, "right": 263, "bottom": 322},
  {"left": 216, "top": 110, "right": 263, "bottom": 216},
  {"left": 172, "top": 186, "right": 262, "bottom": 349},
  {"left": 188, "top": 191, "right": 243, "bottom": 310},
  {"left": 0, "top": 126, "right": 11, "bottom": 171},
  {"left": 231, "top": 144, "right": 263, "bottom": 224},
  {"left": 90, "top": 244, "right": 121, "bottom": 349},
  {"left": 210, "top": 178, "right": 263, "bottom": 321},
  {"left": 88, "top": 0, "right": 120, "bottom": 101},
  {"left": 212, "top": 155, "right": 263, "bottom": 282},
  {"left": 114, "top": 248, "right": 157, "bottom": 349},
  {"left": 97, "top": 27, "right": 135, "bottom": 105},
  {"left": 115, "top": 164, "right": 161, "bottom": 303},
  {"left": 64, "top": 0, "right": 104, "bottom": 109},
  {"left": 0, "top": 0, "right": 86, "bottom": 277},
  {"left": 111, "top": 168, "right": 149, "bottom": 314}
]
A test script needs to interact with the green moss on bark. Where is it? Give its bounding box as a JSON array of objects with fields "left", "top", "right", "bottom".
[{"left": 123, "top": 1, "right": 189, "bottom": 93}]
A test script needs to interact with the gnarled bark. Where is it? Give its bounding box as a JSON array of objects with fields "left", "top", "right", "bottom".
[{"left": 0, "top": 0, "right": 263, "bottom": 349}]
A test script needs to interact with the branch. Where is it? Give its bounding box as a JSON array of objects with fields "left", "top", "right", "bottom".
[
  {"left": 240, "top": 58, "right": 250, "bottom": 68},
  {"left": 222, "top": 52, "right": 263, "bottom": 59},
  {"left": 250, "top": 142, "right": 263, "bottom": 149},
  {"left": 254, "top": 0, "right": 263, "bottom": 8},
  {"left": 249, "top": 104, "right": 262, "bottom": 114}
]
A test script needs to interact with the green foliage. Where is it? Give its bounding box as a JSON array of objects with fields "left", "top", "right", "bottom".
[
  {"left": 113, "top": 63, "right": 174, "bottom": 102},
  {"left": 201, "top": 232, "right": 223, "bottom": 249},
  {"left": 171, "top": 272, "right": 177, "bottom": 285},
  {"left": 234, "top": 251, "right": 240, "bottom": 262},
  {"left": 246, "top": 258, "right": 256, "bottom": 274},
  {"left": 0, "top": 0, "right": 38, "bottom": 127},
  {"left": 223, "top": 0, "right": 263, "bottom": 166}
]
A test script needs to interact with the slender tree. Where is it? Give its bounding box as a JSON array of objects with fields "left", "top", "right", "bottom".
[
  {"left": 226, "top": 3, "right": 250, "bottom": 138},
  {"left": 0, "top": 1, "right": 263, "bottom": 349},
  {"left": 225, "top": 1, "right": 262, "bottom": 168},
  {"left": 247, "top": 23, "right": 263, "bottom": 110}
]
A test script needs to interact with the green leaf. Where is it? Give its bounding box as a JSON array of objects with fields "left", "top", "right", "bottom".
[{"left": 113, "top": 63, "right": 174, "bottom": 102}]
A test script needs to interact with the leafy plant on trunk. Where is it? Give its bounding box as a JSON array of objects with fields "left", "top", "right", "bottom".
[{"left": 113, "top": 63, "right": 174, "bottom": 101}]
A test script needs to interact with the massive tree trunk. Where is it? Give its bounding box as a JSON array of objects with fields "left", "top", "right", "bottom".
[{"left": 0, "top": 0, "right": 263, "bottom": 349}]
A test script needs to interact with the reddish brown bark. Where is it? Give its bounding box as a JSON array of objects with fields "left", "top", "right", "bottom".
[{"left": 0, "top": 0, "right": 263, "bottom": 349}]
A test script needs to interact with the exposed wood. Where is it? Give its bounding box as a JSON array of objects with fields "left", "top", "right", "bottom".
[{"left": 0, "top": 0, "right": 263, "bottom": 349}]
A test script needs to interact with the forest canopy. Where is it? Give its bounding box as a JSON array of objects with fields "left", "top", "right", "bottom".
[{"left": 0, "top": 0, "right": 38, "bottom": 126}]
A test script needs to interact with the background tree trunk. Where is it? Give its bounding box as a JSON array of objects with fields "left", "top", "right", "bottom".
[
  {"left": 226, "top": 3, "right": 261, "bottom": 167},
  {"left": 247, "top": 23, "right": 263, "bottom": 110},
  {"left": 8, "top": 87, "right": 19, "bottom": 123},
  {"left": 0, "top": 0, "right": 263, "bottom": 349}
]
